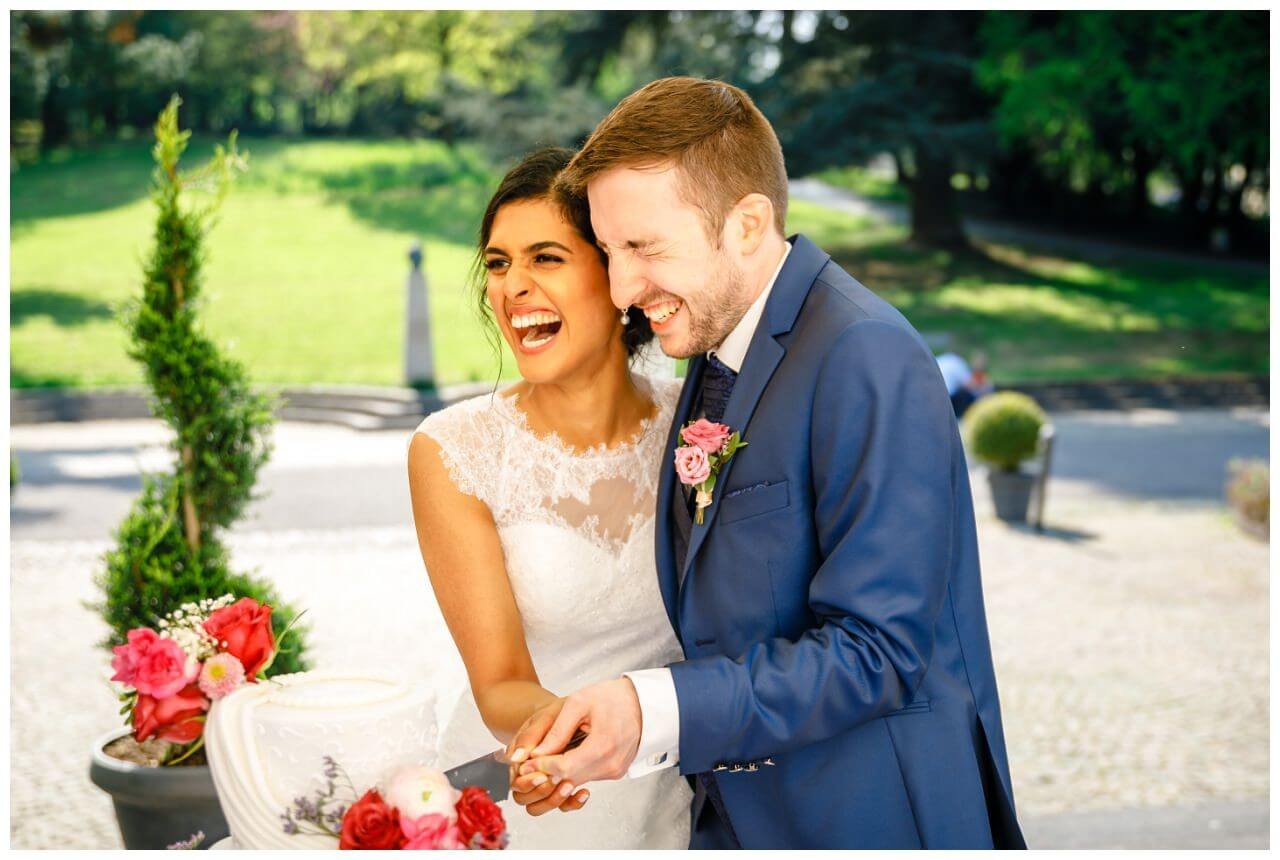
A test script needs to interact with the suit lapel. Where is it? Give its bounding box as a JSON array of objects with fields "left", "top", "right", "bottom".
[
  {"left": 656, "top": 356, "right": 705, "bottom": 635},
  {"left": 680, "top": 334, "right": 785, "bottom": 583},
  {"left": 679, "top": 234, "right": 832, "bottom": 586}
]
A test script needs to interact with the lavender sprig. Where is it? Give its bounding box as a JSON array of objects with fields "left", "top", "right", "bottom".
[
  {"left": 280, "top": 757, "right": 359, "bottom": 839},
  {"left": 166, "top": 831, "right": 205, "bottom": 850}
]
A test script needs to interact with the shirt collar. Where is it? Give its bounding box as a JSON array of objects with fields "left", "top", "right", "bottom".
[{"left": 708, "top": 240, "right": 792, "bottom": 374}]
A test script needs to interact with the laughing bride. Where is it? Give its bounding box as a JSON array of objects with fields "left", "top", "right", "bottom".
[{"left": 406, "top": 148, "right": 691, "bottom": 849}]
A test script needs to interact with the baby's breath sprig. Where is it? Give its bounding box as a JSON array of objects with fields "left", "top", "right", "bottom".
[{"left": 156, "top": 594, "right": 236, "bottom": 661}]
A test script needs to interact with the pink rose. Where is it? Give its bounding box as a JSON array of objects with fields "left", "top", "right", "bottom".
[
  {"left": 400, "top": 813, "right": 465, "bottom": 850},
  {"left": 133, "top": 635, "right": 199, "bottom": 699},
  {"left": 681, "top": 418, "right": 731, "bottom": 454},
  {"left": 674, "top": 445, "right": 711, "bottom": 486},
  {"left": 110, "top": 627, "right": 161, "bottom": 687}
]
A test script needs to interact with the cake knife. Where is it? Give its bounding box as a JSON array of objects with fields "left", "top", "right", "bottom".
[{"left": 443, "top": 729, "right": 588, "bottom": 800}]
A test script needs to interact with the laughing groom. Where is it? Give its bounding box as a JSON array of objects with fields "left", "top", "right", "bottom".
[{"left": 508, "top": 76, "right": 1026, "bottom": 850}]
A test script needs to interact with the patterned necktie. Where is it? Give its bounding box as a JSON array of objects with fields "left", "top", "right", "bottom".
[{"left": 700, "top": 353, "right": 738, "bottom": 424}]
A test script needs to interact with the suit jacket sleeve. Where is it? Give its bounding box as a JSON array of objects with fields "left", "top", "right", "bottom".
[{"left": 668, "top": 318, "right": 958, "bottom": 774}]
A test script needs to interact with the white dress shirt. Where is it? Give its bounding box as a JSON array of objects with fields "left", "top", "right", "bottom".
[{"left": 623, "top": 239, "right": 792, "bottom": 777}]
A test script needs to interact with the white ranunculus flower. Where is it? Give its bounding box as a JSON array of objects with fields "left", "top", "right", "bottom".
[{"left": 383, "top": 766, "right": 460, "bottom": 823}]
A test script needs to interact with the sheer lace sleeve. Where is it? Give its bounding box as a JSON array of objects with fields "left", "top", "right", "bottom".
[{"left": 407, "top": 395, "right": 503, "bottom": 507}]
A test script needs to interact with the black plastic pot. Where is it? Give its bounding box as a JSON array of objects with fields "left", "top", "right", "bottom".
[
  {"left": 987, "top": 468, "right": 1035, "bottom": 523},
  {"left": 89, "top": 729, "right": 229, "bottom": 850}
]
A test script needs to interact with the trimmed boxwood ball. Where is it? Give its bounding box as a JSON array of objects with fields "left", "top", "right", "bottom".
[
  {"left": 963, "top": 391, "right": 1047, "bottom": 472},
  {"left": 1225, "top": 458, "right": 1269, "bottom": 540}
]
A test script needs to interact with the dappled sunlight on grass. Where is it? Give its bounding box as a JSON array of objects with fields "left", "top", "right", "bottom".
[
  {"left": 928, "top": 283, "right": 1162, "bottom": 333},
  {"left": 793, "top": 211, "right": 1268, "bottom": 383}
]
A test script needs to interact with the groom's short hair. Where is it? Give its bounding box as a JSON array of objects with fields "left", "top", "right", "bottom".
[{"left": 558, "top": 76, "right": 787, "bottom": 240}]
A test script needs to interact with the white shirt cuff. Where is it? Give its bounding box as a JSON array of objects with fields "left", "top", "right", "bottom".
[{"left": 622, "top": 668, "right": 680, "bottom": 777}]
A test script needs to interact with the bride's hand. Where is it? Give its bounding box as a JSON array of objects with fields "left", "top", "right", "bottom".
[
  {"left": 510, "top": 767, "right": 590, "bottom": 816},
  {"left": 507, "top": 697, "right": 589, "bottom": 816},
  {"left": 506, "top": 696, "right": 564, "bottom": 767}
]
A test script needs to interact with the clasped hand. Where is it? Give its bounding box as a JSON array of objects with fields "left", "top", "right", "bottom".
[{"left": 505, "top": 678, "right": 643, "bottom": 817}]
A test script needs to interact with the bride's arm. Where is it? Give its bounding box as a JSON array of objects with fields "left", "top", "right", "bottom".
[{"left": 407, "top": 431, "right": 555, "bottom": 744}]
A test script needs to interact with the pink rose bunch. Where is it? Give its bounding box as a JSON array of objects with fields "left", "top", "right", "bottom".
[
  {"left": 671, "top": 417, "right": 748, "bottom": 525},
  {"left": 108, "top": 595, "right": 281, "bottom": 756}
]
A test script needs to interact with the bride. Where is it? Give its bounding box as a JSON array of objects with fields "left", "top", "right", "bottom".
[{"left": 406, "top": 148, "right": 691, "bottom": 849}]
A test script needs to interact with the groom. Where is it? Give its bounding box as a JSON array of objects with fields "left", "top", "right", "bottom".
[{"left": 509, "top": 76, "right": 1026, "bottom": 849}]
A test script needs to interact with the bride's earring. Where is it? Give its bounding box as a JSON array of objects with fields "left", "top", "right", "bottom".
[{"left": 620, "top": 308, "right": 631, "bottom": 325}]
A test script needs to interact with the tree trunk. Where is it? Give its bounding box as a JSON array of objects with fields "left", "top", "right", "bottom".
[
  {"left": 1128, "top": 144, "right": 1153, "bottom": 224},
  {"left": 1226, "top": 144, "right": 1256, "bottom": 246},
  {"left": 908, "top": 146, "right": 967, "bottom": 249}
]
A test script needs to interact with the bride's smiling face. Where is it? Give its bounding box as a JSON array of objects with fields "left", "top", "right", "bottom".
[{"left": 484, "top": 198, "right": 622, "bottom": 384}]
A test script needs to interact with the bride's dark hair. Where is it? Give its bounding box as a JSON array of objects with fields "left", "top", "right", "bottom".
[{"left": 473, "top": 147, "right": 654, "bottom": 367}]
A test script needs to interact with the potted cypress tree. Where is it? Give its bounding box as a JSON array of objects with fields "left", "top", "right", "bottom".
[
  {"left": 87, "top": 95, "right": 310, "bottom": 850},
  {"left": 962, "top": 391, "right": 1048, "bottom": 523}
]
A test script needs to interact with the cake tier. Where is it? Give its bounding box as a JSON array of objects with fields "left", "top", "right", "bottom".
[{"left": 205, "top": 671, "right": 437, "bottom": 849}]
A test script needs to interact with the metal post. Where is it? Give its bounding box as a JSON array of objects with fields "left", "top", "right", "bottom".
[
  {"left": 1033, "top": 423, "right": 1055, "bottom": 532},
  {"left": 404, "top": 241, "right": 434, "bottom": 388}
]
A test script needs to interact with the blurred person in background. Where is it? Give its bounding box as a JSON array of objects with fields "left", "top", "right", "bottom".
[{"left": 937, "top": 350, "right": 994, "bottom": 418}]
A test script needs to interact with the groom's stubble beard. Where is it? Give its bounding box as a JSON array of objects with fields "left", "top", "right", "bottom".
[{"left": 663, "top": 249, "right": 756, "bottom": 359}]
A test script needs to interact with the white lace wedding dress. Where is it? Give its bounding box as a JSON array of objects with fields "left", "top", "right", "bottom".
[{"left": 410, "top": 372, "right": 692, "bottom": 849}]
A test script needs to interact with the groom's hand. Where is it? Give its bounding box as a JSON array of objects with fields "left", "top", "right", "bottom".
[{"left": 521, "top": 677, "right": 642, "bottom": 786}]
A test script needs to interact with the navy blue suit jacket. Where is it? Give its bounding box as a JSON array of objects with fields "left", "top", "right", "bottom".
[{"left": 656, "top": 234, "right": 1026, "bottom": 849}]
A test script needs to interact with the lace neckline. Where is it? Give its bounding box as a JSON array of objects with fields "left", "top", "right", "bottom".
[{"left": 492, "top": 374, "right": 669, "bottom": 460}]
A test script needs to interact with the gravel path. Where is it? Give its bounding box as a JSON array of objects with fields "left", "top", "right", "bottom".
[{"left": 9, "top": 410, "right": 1269, "bottom": 848}]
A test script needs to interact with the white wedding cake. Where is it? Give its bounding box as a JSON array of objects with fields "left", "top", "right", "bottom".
[{"left": 205, "top": 670, "right": 437, "bottom": 849}]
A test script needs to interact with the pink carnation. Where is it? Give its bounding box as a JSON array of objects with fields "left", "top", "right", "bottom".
[
  {"left": 400, "top": 813, "right": 465, "bottom": 850},
  {"left": 680, "top": 418, "right": 731, "bottom": 454},
  {"left": 134, "top": 636, "right": 199, "bottom": 699},
  {"left": 198, "top": 652, "right": 246, "bottom": 700},
  {"left": 112, "top": 628, "right": 198, "bottom": 699},
  {"left": 674, "top": 445, "right": 711, "bottom": 486},
  {"left": 110, "top": 627, "right": 160, "bottom": 687}
]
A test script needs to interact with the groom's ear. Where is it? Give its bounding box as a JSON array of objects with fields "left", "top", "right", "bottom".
[{"left": 729, "top": 192, "right": 777, "bottom": 257}]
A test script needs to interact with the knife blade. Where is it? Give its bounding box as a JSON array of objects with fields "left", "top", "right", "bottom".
[{"left": 443, "top": 729, "right": 588, "bottom": 801}]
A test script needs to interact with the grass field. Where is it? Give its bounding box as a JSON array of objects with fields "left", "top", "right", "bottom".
[{"left": 10, "top": 136, "right": 1268, "bottom": 389}]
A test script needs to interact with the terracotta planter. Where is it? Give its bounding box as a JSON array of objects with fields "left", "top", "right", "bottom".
[
  {"left": 987, "top": 468, "right": 1035, "bottom": 523},
  {"left": 88, "top": 728, "right": 229, "bottom": 850}
]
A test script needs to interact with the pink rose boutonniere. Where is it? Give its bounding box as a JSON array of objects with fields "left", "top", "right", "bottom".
[{"left": 673, "top": 418, "right": 747, "bottom": 525}]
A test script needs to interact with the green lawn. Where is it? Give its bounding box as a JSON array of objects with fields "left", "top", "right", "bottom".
[
  {"left": 811, "top": 165, "right": 908, "bottom": 203},
  {"left": 10, "top": 137, "right": 1269, "bottom": 389},
  {"left": 792, "top": 203, "right": 1269, "bottom": 382},
  {"left": 12, "top": 135, "right": 508, "bottom": 389}
]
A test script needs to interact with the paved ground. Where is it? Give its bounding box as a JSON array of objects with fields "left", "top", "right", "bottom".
[{"left": 8, "top": 406, "right": 1269, "bottom": 849}]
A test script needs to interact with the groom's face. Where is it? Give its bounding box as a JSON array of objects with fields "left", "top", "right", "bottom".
[{"left": 588, "top": 165, "right": 752, "bottom": 359}]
